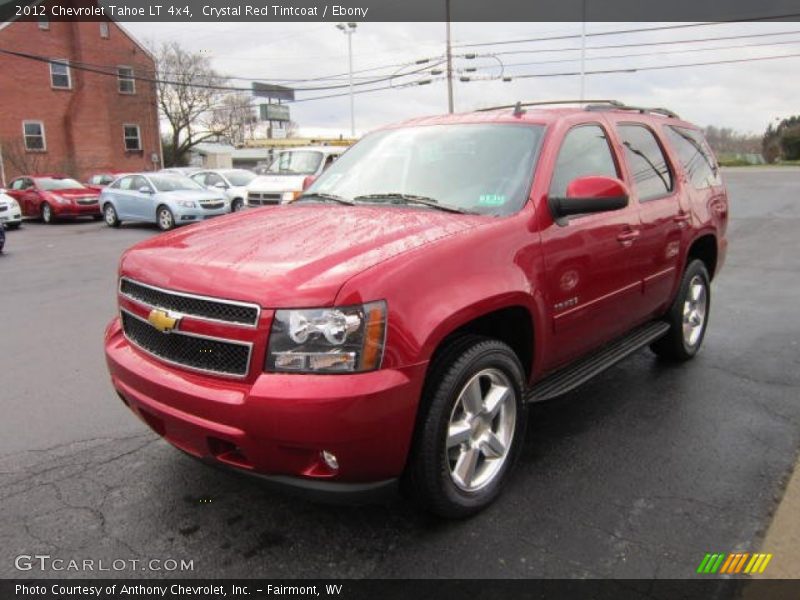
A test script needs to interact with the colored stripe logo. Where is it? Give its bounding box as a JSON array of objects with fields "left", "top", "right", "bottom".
[{"left": 696, "top": 552, "right": 773, "bottom": 574}]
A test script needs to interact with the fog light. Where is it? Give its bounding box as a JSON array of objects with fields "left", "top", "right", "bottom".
[{"left": 321, "top": 450, "right": 339, "bottom": 471}]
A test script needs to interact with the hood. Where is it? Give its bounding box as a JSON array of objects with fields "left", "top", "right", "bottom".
[
  {"left": 247, "top": 174, "right": 307, "bottom": 193},
  {"left": 120, "top": 204, "right": 482, "bottom": 307},
  {"left": 51, "top": 188, "right": 98, "bottom": 200}
]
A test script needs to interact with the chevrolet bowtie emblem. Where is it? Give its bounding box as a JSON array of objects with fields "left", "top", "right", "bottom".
[{"left": 147, "top": 309, "right": 180, "bottom": 333}]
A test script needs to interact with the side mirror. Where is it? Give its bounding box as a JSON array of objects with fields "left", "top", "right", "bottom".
[
  {"left": 302, "top": 175, "right": 317, "bottom": 191},
  {"left": 550, "top": 175, "right": 629, "bottom": 223},
  {"left": 138, "top": 186, "right": 153, "bottom": 194}
]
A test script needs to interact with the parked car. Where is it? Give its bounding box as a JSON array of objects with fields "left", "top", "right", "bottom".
[
  {"left": 159, "top": 167, "right": 201, "bottom": 177},
  {"left": 0, "top": 190, "right": 23, "bottom": 229},
  {"left": 6, "top": 175, "right": 101, "bottom": 223},
  {"left": 246, "top": 146, "right": 346, "bottom": 206},
  {"left": 100, "top": 172, "right": 230, "bottom": 231},
  {"left": 190, "top": 169, "right": 256, "bottom": 212},
  {"left": 104, "top": 101, "right": 728, "bottom": 517},
  {"left": 85, "top": 172, "right": 130, "bottom": 191}
]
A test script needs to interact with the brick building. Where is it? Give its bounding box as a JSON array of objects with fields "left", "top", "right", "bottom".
[{"left": 0, "top": 11, "right": 161, "bottom": 185}]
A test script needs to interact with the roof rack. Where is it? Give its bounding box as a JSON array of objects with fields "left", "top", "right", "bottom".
[{"left": 477, "top": 99, "right": 679, "bottom": 119}]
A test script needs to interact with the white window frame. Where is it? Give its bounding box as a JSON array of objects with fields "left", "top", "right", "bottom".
[
  {"left": 50, "top": 59, "right": 71, "bottom": 89},
  {"left": 100, "top": 22, "right": 110, "bottom": 39},
  {"left": 22, "top": 121, "right": 47, "bottom": 152},
  {"left": 123, "top": 124, "right": 142, "bottom": 152},
  {"left": 117, "top": 66, "right": 135, "bottom": 94}
]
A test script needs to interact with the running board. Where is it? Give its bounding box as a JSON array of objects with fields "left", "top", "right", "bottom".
[{"left": 526, "top": 321, "right": 670, "bottom": 403}]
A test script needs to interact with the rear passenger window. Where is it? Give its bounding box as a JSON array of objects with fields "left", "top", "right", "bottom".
[
  {"left": 664, "top": 126, "right": 722, "bottom": 189},
  {"left": 617, "top": 125, "right": 673, "bottom": 201},
  {"left": 549, "top": 125, "right": 618, "bottom": 198}
]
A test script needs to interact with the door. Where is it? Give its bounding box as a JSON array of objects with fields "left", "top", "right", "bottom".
[
  {"left": 612, "top": 122, "right": 683, "bottom": 320},
  {"left": 539, "top": 122, "right": 643, "bottom": 368},
  {"left": 8, "top": 178, "right": 36, "bottom": 216},
  {"left": 128, "top": 175, "right": 155, "bottom": 221},
  {"left": 109, "top": 176, "right": 136, "bottom": 219}
]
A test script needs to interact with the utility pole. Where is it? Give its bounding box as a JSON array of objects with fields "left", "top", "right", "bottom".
[
  {"left": 445, "top": 0, "right": 454, "bottom": 113},
  {"left": 579, "top": 0, "right": 586, "bottom": 101},
  {"left": 337, "top": 22, "right": 357, "bottom": 137}
]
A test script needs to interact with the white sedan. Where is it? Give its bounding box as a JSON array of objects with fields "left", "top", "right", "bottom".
[
  {"left": 191, "top": 169, "right": 256, "bottom": 213},
  {"left": 0, "top": 191, "right": 22, "bottom": 229}
]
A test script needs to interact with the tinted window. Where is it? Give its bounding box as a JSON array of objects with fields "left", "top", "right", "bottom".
[
  {"left": 664, "top": 126, "right": 722, "bottom": 189},
  {"left": 617, "top": 125, "right": 673, "bottom": 201},
  {"left": 550, "top": 125, "right": 618, "bottom": 198}
]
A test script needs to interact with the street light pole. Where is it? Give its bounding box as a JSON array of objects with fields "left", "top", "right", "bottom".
[
  {"left": 337, "top": 22, "right": 357, "bottom": 137},
  {"left": 445, "top": 0, "right": 454, "bottom": 113},
  {"left": 579, "top": 0, "right": 586, "bottom": 101}
]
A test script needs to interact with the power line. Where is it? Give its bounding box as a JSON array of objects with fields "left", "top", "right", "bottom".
[{"left": 454, "top": 15, "right": 800, "bottom": 49}]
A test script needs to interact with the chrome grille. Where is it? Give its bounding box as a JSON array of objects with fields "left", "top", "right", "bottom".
[
  {"left": 77, "top": 198, "right": 99, "bottom": 205},
  {"left": 119, "top": 278, "right": 260, "bottom": 327},
  {"left": 247, "top": 192, "right": 281, "bottom": 206},
  {"left": 121, "top": 310, "right": 251, "bottom": 377}
]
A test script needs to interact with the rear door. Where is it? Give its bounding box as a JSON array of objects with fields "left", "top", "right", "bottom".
[
  {"left": 611, "top": 121, "right": 683, "bottom": 320},
  {"left": 539, "top": 118, "right": 643, "bottom": 368}
]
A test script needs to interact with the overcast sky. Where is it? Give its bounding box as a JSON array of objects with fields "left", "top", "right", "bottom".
[{"left": 124, "top": 21, "right": 800, "bottom": 138}]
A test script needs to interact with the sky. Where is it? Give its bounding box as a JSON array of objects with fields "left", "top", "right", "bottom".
[{"left": 123, "top": 21, "right": 800, "bottom": 138}]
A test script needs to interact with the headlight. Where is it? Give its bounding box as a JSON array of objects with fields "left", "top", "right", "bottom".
[
  {"left": 281, "top": 191, "right": 301, "bottom": 204},
  {"left": 53, "top": 195, "right": 70, "bottom": 205},
  {"left": 178, "top": 200, "right": 197, "bottom": 208},
  {"left": 266, "top": 301, "right": 387, "bottom": 373}
]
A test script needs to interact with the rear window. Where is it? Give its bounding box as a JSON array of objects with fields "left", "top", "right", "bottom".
[{"left": 664, "top": 126, "right": 722, "bottom": 189}]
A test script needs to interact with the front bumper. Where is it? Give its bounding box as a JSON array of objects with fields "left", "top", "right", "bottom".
[
  {"left": 104, "top": 317, "right": 426, "bottom": 492},
  {"left": 0, "top": 211, "right": 22, "bottom": 224},
  {"left": 173, "top": 205, "right": 229, "bottom": 223},
  {"left": 53, "top": 202, "right": 101, "bottom": 217}
]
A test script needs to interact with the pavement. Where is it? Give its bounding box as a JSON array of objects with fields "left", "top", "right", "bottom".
[{"left": 1, "top": 168, "right": 799, "bottom": 579}]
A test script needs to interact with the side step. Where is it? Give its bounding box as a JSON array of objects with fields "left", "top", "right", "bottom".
[{"left": 525, "top": 321, "right": 670, "bottom": 403}]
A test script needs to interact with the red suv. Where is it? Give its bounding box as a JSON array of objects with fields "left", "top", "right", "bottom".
[{"left": 104, "top": 101, "right": 728, "bottom": 517}]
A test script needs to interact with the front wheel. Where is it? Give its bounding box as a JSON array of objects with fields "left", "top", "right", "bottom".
[
  {"left": 651, "top": 259, "right": 711, "bottom": 361},
  {"left": 405, "top": 336, "right": 527, "bottom": 518},
  {"left": 157, "top": 205, "right": 175, "bottom": 231},
  {"left": 41, "top": 203, "right": 54, "bottom": 224},
  {"left": 231, "top": 198, "right": 244, "bottom": 212},
  {"left": 103, "top": 203, "right": 120, "bottom": 228}
]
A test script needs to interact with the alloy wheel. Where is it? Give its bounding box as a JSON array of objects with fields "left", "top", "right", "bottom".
[{"left": 682, "top": 274, "right": 708, "bottom": 347}]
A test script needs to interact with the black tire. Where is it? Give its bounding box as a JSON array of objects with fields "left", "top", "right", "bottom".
[
  {"left": 651, "top": 259, "right": 711, "bottom": 362},
  {"left": 404, "top": 335, "right": 527, "bottom": 518},
  {"left": 231, "top": 198, "right": 244, "bottom": 212},
  {"left": 41, "top": 203, "right": 54, "bottom": 224},
  {"left": 156, "top": 205, "right": 175, "bottom": 231},
  {"left": 103, "top": 203, "right": 120, "bottom": 228}
]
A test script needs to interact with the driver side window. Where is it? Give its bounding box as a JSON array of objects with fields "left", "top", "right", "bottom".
[{"left": 550, "top": 125, "right": 618, "bottom": 198}]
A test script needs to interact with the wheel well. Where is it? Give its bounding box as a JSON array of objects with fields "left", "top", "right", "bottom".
[
  {"left": 432, "top": 306, "right": 534, "bottom": 380},
  {"left": 687, "top": 235, "right": 718, "bottom": 280}
]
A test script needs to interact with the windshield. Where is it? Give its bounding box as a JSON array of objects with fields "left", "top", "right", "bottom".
[
  {"left": 305, "top": 124, "right": 544, "bottom": 216},
  {"left": 148, "top": 174, "right": 204, "bottom": 192},
  {"left": 223, "top": 170, "right": 257, "bottom": 186},
  {"left": 37, "top": 178, "right": 85, "bottom": 191},
  {"left": 266, "top": 151, "right": 324, "bottom": 175}
]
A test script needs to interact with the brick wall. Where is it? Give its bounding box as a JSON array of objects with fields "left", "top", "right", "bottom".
[{"left": 0, "top": 17, "right": 161, "bottom": 184}]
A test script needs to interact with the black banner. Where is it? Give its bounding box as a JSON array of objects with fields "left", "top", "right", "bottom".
[{"left": 2, "top": 0, "right": 800, "bottom": 23}]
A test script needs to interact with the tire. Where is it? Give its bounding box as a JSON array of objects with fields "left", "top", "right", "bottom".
[
  {"left": 103, "top": 203, "right": 120, "bottom": 228},
  {"left": 404, "top": 335, "right": 527, "bottom": 518},
  {"left": 231, "top": 198, "right": 244, "bottom": 212},
  {"left": 157, "top": 205, "right": 175, "bottom": 231},
  {"left": 41, "top": 203, "right": 54, "bottom": 224},
  {"left": 651, "top": 259, "right": 711, "bottom": 362}
]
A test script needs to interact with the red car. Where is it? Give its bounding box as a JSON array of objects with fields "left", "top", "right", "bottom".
[
  {"left": 85, "top": 172, "right": 130, "bottom": 193},
  {"left": 105, "top": 101, "right": 728, "bottom": 517},
  {"left": 6, "top": 175, "right": 102, "bottom": 223}
]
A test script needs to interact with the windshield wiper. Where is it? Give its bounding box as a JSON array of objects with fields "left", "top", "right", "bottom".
[
  {"left": 353, "top": 193, "right": 477, "bottom": 215},
  {"left": 296, "top": 192, "right": 356, "bottom": 206}
]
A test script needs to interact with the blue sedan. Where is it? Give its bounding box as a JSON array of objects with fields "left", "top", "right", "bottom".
[{"left": 100, "top": 173, "right": 230, "bottom": 231}]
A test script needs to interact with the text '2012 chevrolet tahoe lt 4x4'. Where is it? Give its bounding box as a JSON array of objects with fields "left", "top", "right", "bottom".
[{"left": 104, "top": 100, "right": 728, "bottom": 518}]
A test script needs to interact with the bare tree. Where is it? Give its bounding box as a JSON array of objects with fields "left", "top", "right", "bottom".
[
  {"left": 285, "top": 120, "right": 300, "bottom": 138},
  {"left": 208, "top": 93, "right": 258, "bottom": 146},
  {"left": 0, "top": 137, "right": 51, "bottom": 179}
]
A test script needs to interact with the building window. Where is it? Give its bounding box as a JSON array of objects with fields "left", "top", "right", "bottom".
[
  {"left": 118, "top": 67, "right": 135, "bottom": 94},
  {"left": 38, "top": 16, "right": 49, "bottom": 30},
  {"left": 50, "top": 59, "right": 71, "bottom": 89},
  {"left": 100, "top": 22, "right": 109, "bottom": 39},
  {"left": 23, "top": 121, "right": 46, "bottom": 151},
  {"left": 123, "top": 125, "right": 141, "bottom": 151}
]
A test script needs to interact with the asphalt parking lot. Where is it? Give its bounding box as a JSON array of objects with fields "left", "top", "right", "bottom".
[{"left": 1, "top": 168, "right": 799, "bottom": 579}]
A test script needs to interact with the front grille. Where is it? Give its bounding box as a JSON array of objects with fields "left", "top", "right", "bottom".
[
  {"left": 247, "top": 192, "right": 281, "bottom": 206},
  {"left": 77, "top": 198, "right": 99, "bottom": 205},
  {"left": 200, "top": 202, "right": 224, "bottom": 210},
  {"left": 121, "top": 310, "right": 251, "bottom": 377},
  {"left": 120, "top": 278, "right": 259, "bottom": 326}
]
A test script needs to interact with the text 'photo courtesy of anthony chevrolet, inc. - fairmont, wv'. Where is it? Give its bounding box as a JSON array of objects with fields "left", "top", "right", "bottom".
[{"left": 1, "top": 0, "right": 800, "bottom": 599}]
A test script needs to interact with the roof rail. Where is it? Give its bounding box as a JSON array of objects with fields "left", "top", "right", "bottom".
[
  {"left": 477, "top": 99, "right": 679, "bottom": 119},
  {"left": 477, "top": 99, "right": 623, "bottom": 113},
  {"left": 585, "top": 103, "right": 679, "bottom": 118}
]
